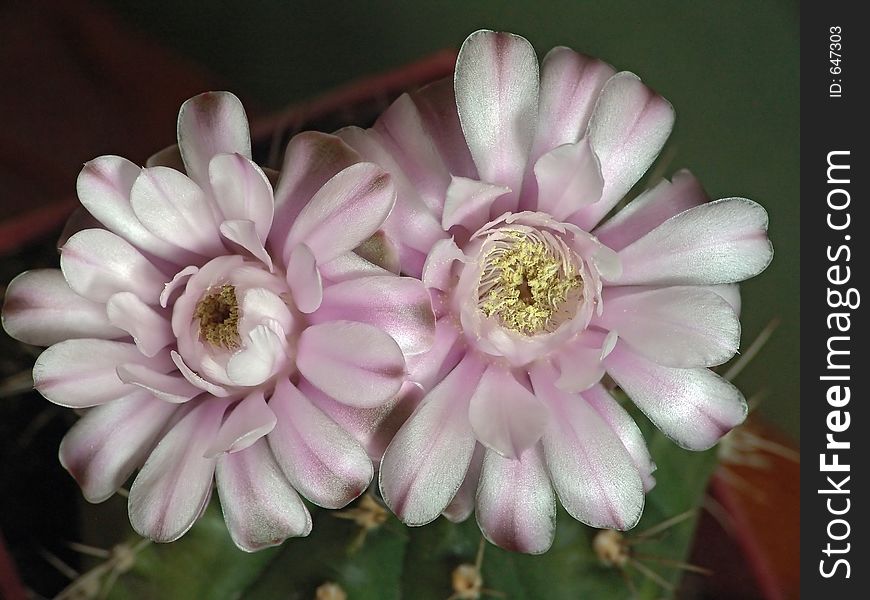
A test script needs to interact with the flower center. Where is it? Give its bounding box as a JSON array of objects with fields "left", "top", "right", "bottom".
[
  {"left": 194, "top": 284, "right": 241, "bottom": 348},
  {"left": 478, "top": 231, "right": 581, "bottom": 335}
]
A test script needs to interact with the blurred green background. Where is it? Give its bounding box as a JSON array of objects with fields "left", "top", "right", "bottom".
[{"left": 100, "top": 0, "right": 798, "bottom": 438}]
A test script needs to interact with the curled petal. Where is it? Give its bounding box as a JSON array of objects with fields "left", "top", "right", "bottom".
[
  {"left": 209, "top": 153, "right": 274, "bottom": 240},
  {"left": 59, "top": 391, "right": 177, "bottom": 503},
  {"left": 2, "top": 269, "right": 123, "bottom": 345},
  {"left": 442, "top": 176, "right": 510, "bottom": 233},
  {"left": 268, "top": 379, "right": 372, "bottom": 508},
  {"left": 177, "top": 91, "right": 252, "bottom": 190},
  {"left": 128, "top": 399, "right": 229, "bottom": 542},
  {"left": 468, "top": 365, "right": 549, "bottom": 459},
  {"left": 285, "top": 163, "right": 396, "bottom": 265},
  {"left": 106, "top": 292, "right": 173, "bottom": 357},
  {"left": 206, "top": 390, "right": 277, "bottom": 457},
  {"left": 226, "top": 324, "right": 287, "bottom": 387},
  {"left": 171, "top": 350, "right": 230, "bottom": 397},
  {"left": 116, "top": 363, "right": 202, "bottom": 404},
  {"left": 533, "top": 139, "right": 604, "bottom": 219},
  {"left": 61, "top": 229, "right": 167, "bottom": 304},
  {"left": 574, "top": 71, "right": 675, "bottom": 229},
  {"left": 476, "top": 445, "right": 556, "bottom": 554},
  {"left": 285, "top": 244, "right": 322, "bottom": 313},
  {"left": 553, "top": 330, "right": 615, "bottom": 392},
  {"left": 605, "top": 342, "right": 748, "bottom": 450},
  {"left": 34, "top": 340, "right": 172, "bottom": 408},
  {"left": 379, "top": 353, "right": 485, "bottom": 525},
  {"left": 220, "top": 219, "right": 273, "bottom": 270},
  {"left": 421, "top": 238, "right": 466, "bottom": 293},
  {"left": 313, "top": 276, "right": 435, "bottom": 355},
  {"left": 297, "top": 321, "right": 405, "bottom": 408},
  {"left": 216, "top": 439, "right": 312, "bottom": 552}
]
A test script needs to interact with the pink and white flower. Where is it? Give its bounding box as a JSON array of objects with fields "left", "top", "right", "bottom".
[
  {"left": 337, "top": 30, "right": 773, "bottom": 553},
  {"left": 2, "top": 92, "right": 435, "bottom": 551}
]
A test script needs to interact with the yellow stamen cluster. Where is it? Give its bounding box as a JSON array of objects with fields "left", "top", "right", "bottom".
[
  {"left": 194, "top": 284, "right": 240, "bottom": 348},
  {"left": 480, "top": 233, "right": 580, "bottom": 335}
]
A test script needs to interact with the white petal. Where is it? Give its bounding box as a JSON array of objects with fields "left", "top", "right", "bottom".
[
  {"left": 605, "top": 342, "right": 748, "bottom": 450},
  {"left": 616, "top": 198, "right": 774, "bottom": 285},
  {"left": 2, "top": 269, "right": 123, "bottom": 345}
]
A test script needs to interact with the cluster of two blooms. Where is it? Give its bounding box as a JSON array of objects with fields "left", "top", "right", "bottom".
[{"left": 1, "top": 30, "right": 772, "bottom": 555}]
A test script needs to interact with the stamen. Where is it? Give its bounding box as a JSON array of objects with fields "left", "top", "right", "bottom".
[
  {"left": 195, "top": 284, "right": 241, "bottom": 348},
  {"left": 479, "top": 231, "right": 580, "bottom": 335}
]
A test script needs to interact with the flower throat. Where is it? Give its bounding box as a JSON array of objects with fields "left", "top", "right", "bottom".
[
  {"left": 195, "top": 284, "right": 241, "bottom": 348},
  {"left": 478, "top": 232, "right": 580, "bottom": 335}
]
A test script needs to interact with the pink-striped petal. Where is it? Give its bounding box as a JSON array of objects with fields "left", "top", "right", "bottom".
[
  {"left": 206, "top": 390, "right": 276, "bottom": 457},
  {"left": 209, "top": 153, "right": 274, "bottom": 239},
  {"left": 533, "top": 138, "right": 604, "bottom": 219},
  {"left": 76, "top": 156, "right": 184, "bottom": 262},
  {"left": 59, "top": 390, "right": 177, "bottom": 503},
  {"left": 573, "top": 72, "right": 675, "bottom": 229},
  {"left": 177, "top": 91, "right": 251, "bottom": 190},
  {"left": 475, "top": 445, "right": 556, "bottom": 554},
  {"left": 442, "top": 176, "right": 510, "bottom": 232},
  {"left": 268, "top": 379, "right": 372, "bottom": 508},
  {"left": 106, "top": 292, "right": 173, "bottom": 357},
  {"left": 285, "top": 244, "right": 322, "bottom": 313},
  {"left": 130, "top": 167, "right": 224, "bottom": 257},
  {"left": 468, "top": 365, "right": 549, "bottom": 459},
  {"left": 616, "top": 197, "right": 773, "bottom": 285},
  {"left": 582, "top": 384, "right": 656, "bottom": 492},
  {"left": 455, "top": 30, "right": 539, "bottom": 212},
  {"left": 605, "top": 342, "right": 748, "bottom": 450},
  {"left": 408, "top": 78, "right": 477, "bottom": 180},
  {"left": 313, "top": 276, "right": 435, "bottom": 355},
  {"left": 116, "top": 363, "right": 202, "bottom": 404},
  {"left": 34, "top": 340, "right": 171, "bottom": 408},
  {"left": 379, "top": 354, "right": 485, "bottom": 525},
  {"left": 128, "top": 399, "right": 229, "bottom": 542},
  {"left": 2, "top": 269, "right": 123, "bottom": 346},
  {"left": 531, "top": 363, "right": 644, "bottom": 530},
  {"left": 531, "top": 46, "right": 616, "bottom": 162},
  {"left": 337, "top": 126, "right": 447, "bottom": 263},
  {"left": 285, "top": 163, "right": 395, "bottom": 265},
  {"left": 216, "top": 439, "right": 312, "bottom": 552},
  {"left": 373, "top": 93, "right": 452, "bottom": 213},
  {"left": 61, "top": 229, "right": 167, "bottom": 304},
  {"left": 595, "top": 286, "right": 740, "bottom": 368},
  {"left": 296, "top": 321, "right": 405, "bottom": 408},
  {"left": 592, "top": 169, "right": 709, "bottom": 251},
  {"left": 270, "top": 132, "right": 361, "bottom": 249}
]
